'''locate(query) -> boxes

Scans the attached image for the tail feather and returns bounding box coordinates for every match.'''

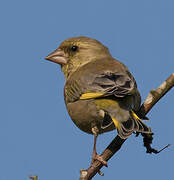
[134,118,151,133]
[130,110,151,133]
[116,110,151,139]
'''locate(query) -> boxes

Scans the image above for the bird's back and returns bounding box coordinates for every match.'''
[64,57,141,110]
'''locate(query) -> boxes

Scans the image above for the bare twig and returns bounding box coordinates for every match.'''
[79,73,174,180]
[139,73,174,116]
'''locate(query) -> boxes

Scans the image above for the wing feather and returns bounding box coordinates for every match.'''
[92,72,135,98]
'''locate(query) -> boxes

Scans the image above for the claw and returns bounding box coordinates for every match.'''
[93,154,108,167]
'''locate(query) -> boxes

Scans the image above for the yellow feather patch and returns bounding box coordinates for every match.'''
[80,92,104,100]
[130,110,142,121]
[112,117,120,129]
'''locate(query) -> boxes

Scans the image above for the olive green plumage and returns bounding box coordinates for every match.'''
[46,36,151,139]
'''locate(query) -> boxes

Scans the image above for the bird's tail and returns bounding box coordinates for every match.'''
[114,110,152,139]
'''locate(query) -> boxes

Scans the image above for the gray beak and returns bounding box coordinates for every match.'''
[45,49,67,65]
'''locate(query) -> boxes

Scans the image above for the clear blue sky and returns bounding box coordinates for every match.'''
[0,0,174,180]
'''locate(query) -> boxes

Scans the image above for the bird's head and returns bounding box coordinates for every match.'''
[45,36,111,79]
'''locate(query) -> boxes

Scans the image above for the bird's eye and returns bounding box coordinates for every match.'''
[71,45,78,52]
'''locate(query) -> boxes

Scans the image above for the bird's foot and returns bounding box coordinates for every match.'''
[92,153,108,167]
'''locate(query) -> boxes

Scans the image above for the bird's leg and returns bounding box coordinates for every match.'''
[91,126,108,167]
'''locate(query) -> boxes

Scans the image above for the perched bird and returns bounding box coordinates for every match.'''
[45,36,151,166]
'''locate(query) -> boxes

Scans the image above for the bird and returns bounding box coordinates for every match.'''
[45,36,151,166]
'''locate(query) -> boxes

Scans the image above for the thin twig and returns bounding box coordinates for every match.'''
[139,73,174,116]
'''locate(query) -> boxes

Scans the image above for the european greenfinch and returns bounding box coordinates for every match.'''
[45,36,151,166]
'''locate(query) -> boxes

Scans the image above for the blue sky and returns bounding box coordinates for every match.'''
[0,0,174,179]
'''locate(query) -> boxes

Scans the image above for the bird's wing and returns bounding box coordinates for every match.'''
[80,71,136,100]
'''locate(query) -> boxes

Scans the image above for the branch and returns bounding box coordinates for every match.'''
[139,73,174,116]
[79,73,174,180]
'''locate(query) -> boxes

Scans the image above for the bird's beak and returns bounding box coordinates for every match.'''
[45,49,68,65]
